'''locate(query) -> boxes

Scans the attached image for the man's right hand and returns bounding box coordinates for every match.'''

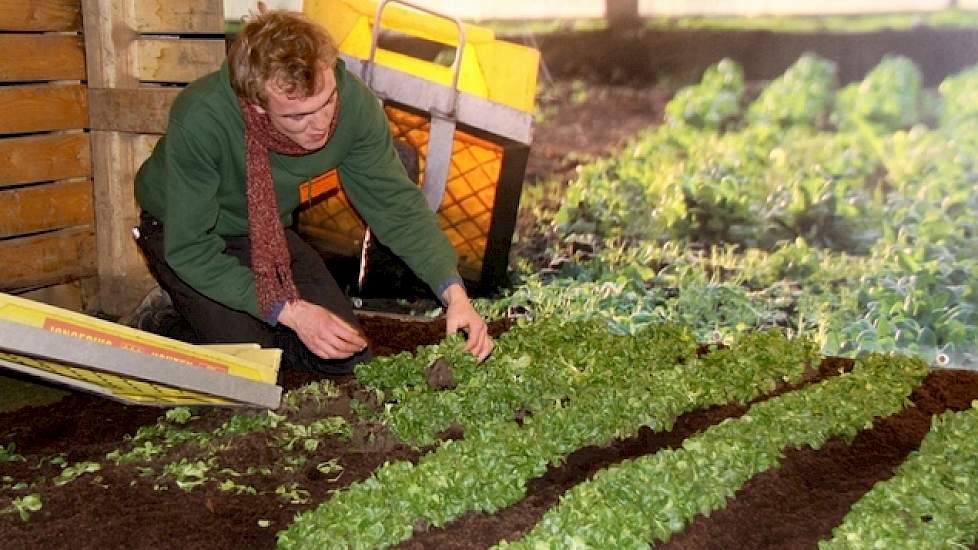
[277,299,367,359]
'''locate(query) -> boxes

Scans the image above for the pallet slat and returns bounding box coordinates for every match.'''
[0,133,91,187]
[137,39,225,83]
[0,179,94,239]
[134,0,224,34]
[82,0,141,316]
[90,130,155,316]
[0,226,96,291]
[88,88,179,134]
[0,34,86,82]
[0,85,88,135]
[0,0,82,32]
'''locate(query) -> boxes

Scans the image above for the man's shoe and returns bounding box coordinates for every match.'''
[120,286,181,335]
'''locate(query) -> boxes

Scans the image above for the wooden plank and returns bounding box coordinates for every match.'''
[82,0,139,315]
[0,0,83,32]
[0,179,94,239]
[0,34,85,82]
[17,280,92,313]
[82,0,137,89]
[137,39,225,83]
[135,0,224,34]
[0,133,91,187]
[0,84,88,135]
[0,226,96,291]
[88,87,179,134]
[90,130,151,316]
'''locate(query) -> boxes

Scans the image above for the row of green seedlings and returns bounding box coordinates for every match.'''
[821,401,978,548]
[112,381,350,500]
[355,316,673,400]
[0,380,349,521]
[277,329,819,548]
[352,317,636,396]
[354,332,481,399]
[499,353,929,548]
[384,318,698,446]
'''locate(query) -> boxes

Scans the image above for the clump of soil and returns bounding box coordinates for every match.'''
[320,395,353,418]
[350,420,399,454]
[425,357,457,390]
[435,423,465,442]
[350,386,383,413]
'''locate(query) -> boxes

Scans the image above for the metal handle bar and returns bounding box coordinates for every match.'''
[363,0,467,111]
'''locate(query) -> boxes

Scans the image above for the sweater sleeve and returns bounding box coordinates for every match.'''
[337,96,460,295]
[155,119,263,318]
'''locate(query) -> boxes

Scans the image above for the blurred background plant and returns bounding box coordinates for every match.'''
[491,53,978,370]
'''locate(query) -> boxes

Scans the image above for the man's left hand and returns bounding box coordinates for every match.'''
[441,283,493,362]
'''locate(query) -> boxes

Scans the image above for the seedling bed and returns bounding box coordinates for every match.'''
[2,314,977,549]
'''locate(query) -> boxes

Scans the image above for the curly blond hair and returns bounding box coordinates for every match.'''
[227,7,339,106]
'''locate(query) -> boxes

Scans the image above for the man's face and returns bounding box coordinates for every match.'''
[257,65,338,151]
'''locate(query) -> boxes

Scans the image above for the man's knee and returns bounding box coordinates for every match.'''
[274,331,373,376]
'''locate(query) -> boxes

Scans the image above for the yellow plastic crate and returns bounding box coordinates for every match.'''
[299,0,537,290]
[307,0,538,113]
[0,293,282,408]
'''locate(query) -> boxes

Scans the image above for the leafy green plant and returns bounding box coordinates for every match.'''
[277,417,350,453]
[214,410,286,438]
[0,442,24,463]
[937,65,978,128]
[275,482,311,505]
[747,53,838,128]
[52,461,101,487]
[106,440,165,465]
[665,58,745,130]
[160,458,214,492]
[279,379,342,412]
[2,493,42,521]
[832,55,926,132]
[383,319,697,446]
[164,407,194,425]
[506,55,978,369]
[219,478,257,496]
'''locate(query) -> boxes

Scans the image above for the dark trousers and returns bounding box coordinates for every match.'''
[135,212,372,375]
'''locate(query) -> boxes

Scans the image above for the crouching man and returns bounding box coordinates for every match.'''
[132,8,492,375]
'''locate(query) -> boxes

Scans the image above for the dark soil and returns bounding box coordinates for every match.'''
[524,83,671,184]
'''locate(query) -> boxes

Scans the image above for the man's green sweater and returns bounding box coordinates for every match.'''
[135,60,459,320]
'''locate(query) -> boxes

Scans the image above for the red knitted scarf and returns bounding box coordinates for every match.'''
[238,95,340,318]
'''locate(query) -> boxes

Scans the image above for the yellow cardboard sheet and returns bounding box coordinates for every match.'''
[0,293,282,408]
